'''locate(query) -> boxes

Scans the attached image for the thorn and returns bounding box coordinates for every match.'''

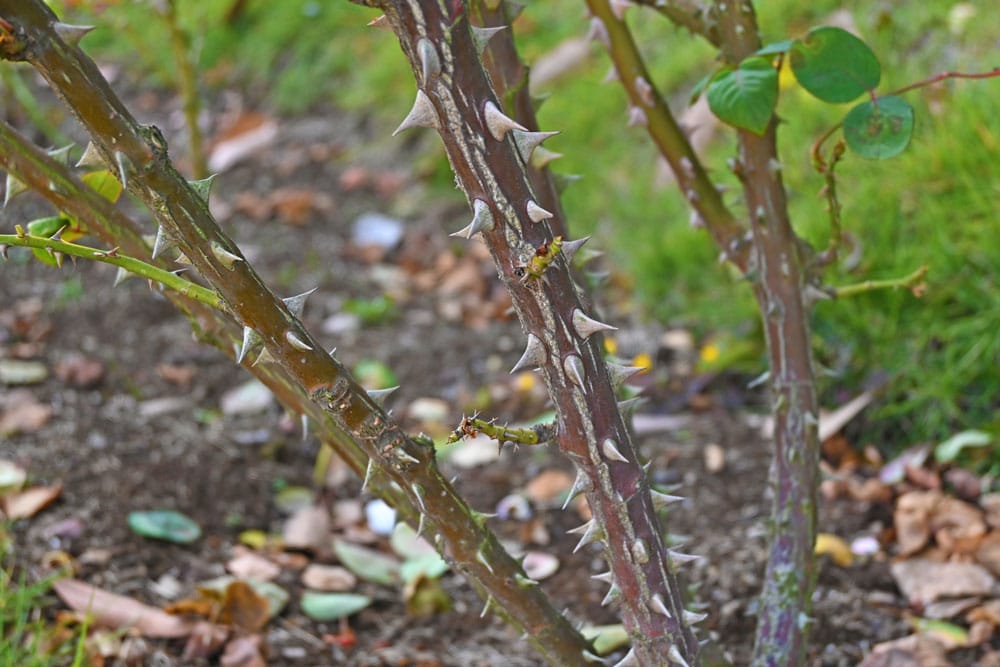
[587,17,610,47]
[668,645,691,667]
[582,650,607,664]
[300,414,309,442]
[475,547,494,575]
[367,14,391,30]
[151,225,175,260]
[607,362,643,388]
[53,22,95,47]
[564,354,586,389]
[252,347,274,367]
[393,89,438,136]
[560,236,591,265]
[683,609,708,624]
[530,146,563,169]
[3,173,27,207]
[591,571,614,586]
[361,458,375,493]
[568,519,602,553]
[553,173,583,194]
[46,144,73,165]
[237,326,260,364]
[561,469,591,510]
[627,106,647,127]
[510,333,546,373]
[366,386,399,405]
[649,593,672,618]
[514,573,539,587]
[471,25,506,55]
[416,513,426,538]
[511,130,559,163]
[649,489,685,511]
[634,75,654,106]
[113,150,133,189]
[285,330,313,351]
[211,240,243,269]
[601,438,629,463]
[113,266,131,286]
[188,174,217,203]
[525,200,553,223]
[480,594,494,618]
[617,396,646,416]
[483,100,527,141]
[601,583,622,607]
[631,538,649,564]
[282,287,317,318]
[53,251,65,268]
[572,308,617,340]
[416,38,440,84]
[0,245,8,260]
[611,648,639,667]
[75,141,103,168]
[668,549,701,564]
[602,65,619,84]
[396,450,420,465]
[610,0,635,20]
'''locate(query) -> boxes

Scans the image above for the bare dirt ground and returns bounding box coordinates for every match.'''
[0,87,990,666]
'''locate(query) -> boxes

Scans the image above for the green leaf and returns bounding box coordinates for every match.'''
[332,539,401,585]
[400,553,449,583]
[128,510,201,544]
[755,39,794,57]
[301,592,372,621]
[581,624,630,655]
[843,96,914,159]
[81,169,123,203]
[790,26,880,103]
[688,70,714,105]
[26,216,71,267]
[935,429,993,462]
[352,359,398,390]
[706,57,778,135]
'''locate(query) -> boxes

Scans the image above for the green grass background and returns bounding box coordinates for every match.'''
[41,0,1000,446]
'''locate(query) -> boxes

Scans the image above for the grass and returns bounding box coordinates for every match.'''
[43,0,1000,446]
[0,529,84,667]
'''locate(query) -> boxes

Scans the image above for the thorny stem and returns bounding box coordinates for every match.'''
[634,0,721,47]
[469,0,568,238]
[159,0,208,179]
[585,0,750,273]
[715,3,820,665]
[0,3,592,663]
[370,1,697,664]
[0,230,223,308]
[831,264,928,300]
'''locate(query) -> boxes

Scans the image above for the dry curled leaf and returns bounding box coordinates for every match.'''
[53,579,194,638]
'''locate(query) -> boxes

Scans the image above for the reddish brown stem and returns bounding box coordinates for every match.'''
[0,3,592,663]
[715,3,820,666]
[374,1,697,663]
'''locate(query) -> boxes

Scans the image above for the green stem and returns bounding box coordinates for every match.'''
[831,265,928,299]
[0,229,223,309]
[160,0,207,179]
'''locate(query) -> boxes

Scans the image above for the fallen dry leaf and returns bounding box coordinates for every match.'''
[2,483,62,520]
[976,532,1000,578]
[523,469,573,506]
[217,581,270,634]
[895,491,941,556]
[301,564,357,592]
[857,634,951,667]
[53,579,194,638]
[891,558,996,606]
[220,634,267,667]
[157,363,197,386]
[982,495,1000,530]
[54,353,104,388]
[0,389,52,436]
[815,532,854,567]
[208,112,278,172]
[226,551,281,582]
[182,620,230,661]
[931,496,986,555]
[282,505,330,552]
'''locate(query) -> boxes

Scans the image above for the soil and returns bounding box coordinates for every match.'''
[0,86,961,667]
